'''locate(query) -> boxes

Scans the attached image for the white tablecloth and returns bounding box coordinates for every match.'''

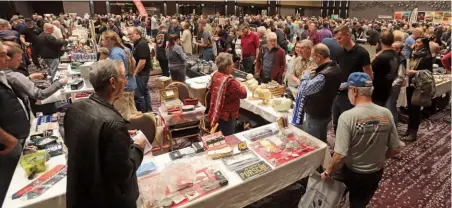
[435,79,451,98]
[3,120,67,208]
[143,123,330,208]
[186,76,292,122]
[4,121,330,208]
[185,75,211,105]
[240,88,291,122]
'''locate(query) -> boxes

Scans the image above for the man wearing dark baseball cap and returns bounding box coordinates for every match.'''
[321,72,404,208]
[20,18,42,69]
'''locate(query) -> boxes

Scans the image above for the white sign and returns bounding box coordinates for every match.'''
[378,15,393,19]
[409,8,418,26]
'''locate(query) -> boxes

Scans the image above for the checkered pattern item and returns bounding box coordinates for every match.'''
[355,123,366,131]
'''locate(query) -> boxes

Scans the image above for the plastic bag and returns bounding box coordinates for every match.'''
[298,173,346,208]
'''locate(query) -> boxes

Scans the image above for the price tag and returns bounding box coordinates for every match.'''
[235,161,272,181]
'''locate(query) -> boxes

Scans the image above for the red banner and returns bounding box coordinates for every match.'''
[133,0,148,17]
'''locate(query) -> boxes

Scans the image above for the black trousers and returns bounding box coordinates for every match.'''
[157,57,170,77]
[335,165,383,208]
[332,92,354,134]
[30,45,41,68]
[406,86,421,131]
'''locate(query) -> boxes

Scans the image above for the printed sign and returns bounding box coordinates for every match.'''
[378,15,392,19]
[235,160,272,181]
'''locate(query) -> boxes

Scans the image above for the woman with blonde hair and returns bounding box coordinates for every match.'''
[101,30,138,119]
[393,30,405,42]
[180,21,192,54]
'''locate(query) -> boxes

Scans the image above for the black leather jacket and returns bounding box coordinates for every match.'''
[64,94,143,208]
[0,75,30,141]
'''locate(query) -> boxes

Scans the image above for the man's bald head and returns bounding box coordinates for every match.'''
[412,27,423,38]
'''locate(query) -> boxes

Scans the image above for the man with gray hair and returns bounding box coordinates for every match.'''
[255,32,286,84]
[64,59,146,208]
[37,23,67,79]
[275,21,288,53]
[51,20,63,39]
[293,43,341,142]
[321,72,403,208]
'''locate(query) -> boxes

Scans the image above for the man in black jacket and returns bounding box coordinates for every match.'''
[64,59,146,208]
[300,44,341,142]
[36,23,67,80]
[0,42,30,206]
[275,21,288,54]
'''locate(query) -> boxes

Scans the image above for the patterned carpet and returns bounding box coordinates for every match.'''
[327,108,451,208]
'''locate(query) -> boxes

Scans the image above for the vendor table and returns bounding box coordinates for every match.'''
[61,77,94,101]
[186,75,292,122]
[240,88,291,122]
[3,119,67,208]
[434,75,451,98]
[185,75,210,105]
[140,123,330,208]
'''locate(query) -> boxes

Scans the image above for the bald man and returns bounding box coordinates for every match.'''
[37,23,67,79]
[402,27,423,59]
[294,43,342,142]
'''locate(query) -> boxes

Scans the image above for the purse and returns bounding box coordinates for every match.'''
[411,88,432,107]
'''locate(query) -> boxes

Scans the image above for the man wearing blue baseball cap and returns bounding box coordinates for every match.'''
[321,72,404,208]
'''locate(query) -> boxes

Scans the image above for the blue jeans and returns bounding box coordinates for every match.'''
[43,58,60,80]
[303,113,331,142]
[219,118,236,136]
[385,84,402,125]
[134,75,151,112]
[203,48,214,62]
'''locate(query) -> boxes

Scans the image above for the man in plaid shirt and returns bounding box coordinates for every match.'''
[300,43,342,142]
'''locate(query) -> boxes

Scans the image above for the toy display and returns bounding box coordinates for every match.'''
[250,132,319,167]
[243,128,278,141]
[201,132,227,150]
[138,164,227,208]
[222,151,260,171]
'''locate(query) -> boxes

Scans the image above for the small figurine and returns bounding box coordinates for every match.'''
[238,141,248,151]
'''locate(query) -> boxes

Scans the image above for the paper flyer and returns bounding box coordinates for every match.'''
[132,130,152,154]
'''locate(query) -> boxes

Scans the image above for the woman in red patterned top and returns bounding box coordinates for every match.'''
[208,53,247,136]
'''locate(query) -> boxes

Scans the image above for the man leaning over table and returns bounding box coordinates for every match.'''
[3,43,67,117]
[64,59,146,208]
[299,44,341,142]
[321,72,404,208]
[0,42,30,206]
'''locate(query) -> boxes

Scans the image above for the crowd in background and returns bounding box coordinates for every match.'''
[0,10,450,207]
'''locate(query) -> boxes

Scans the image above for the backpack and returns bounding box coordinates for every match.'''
[410,70,436,107]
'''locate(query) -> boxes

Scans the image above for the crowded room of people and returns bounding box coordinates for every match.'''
[0,0,451,208]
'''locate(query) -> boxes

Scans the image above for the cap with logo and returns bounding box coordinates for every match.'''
[343,72,373,88]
